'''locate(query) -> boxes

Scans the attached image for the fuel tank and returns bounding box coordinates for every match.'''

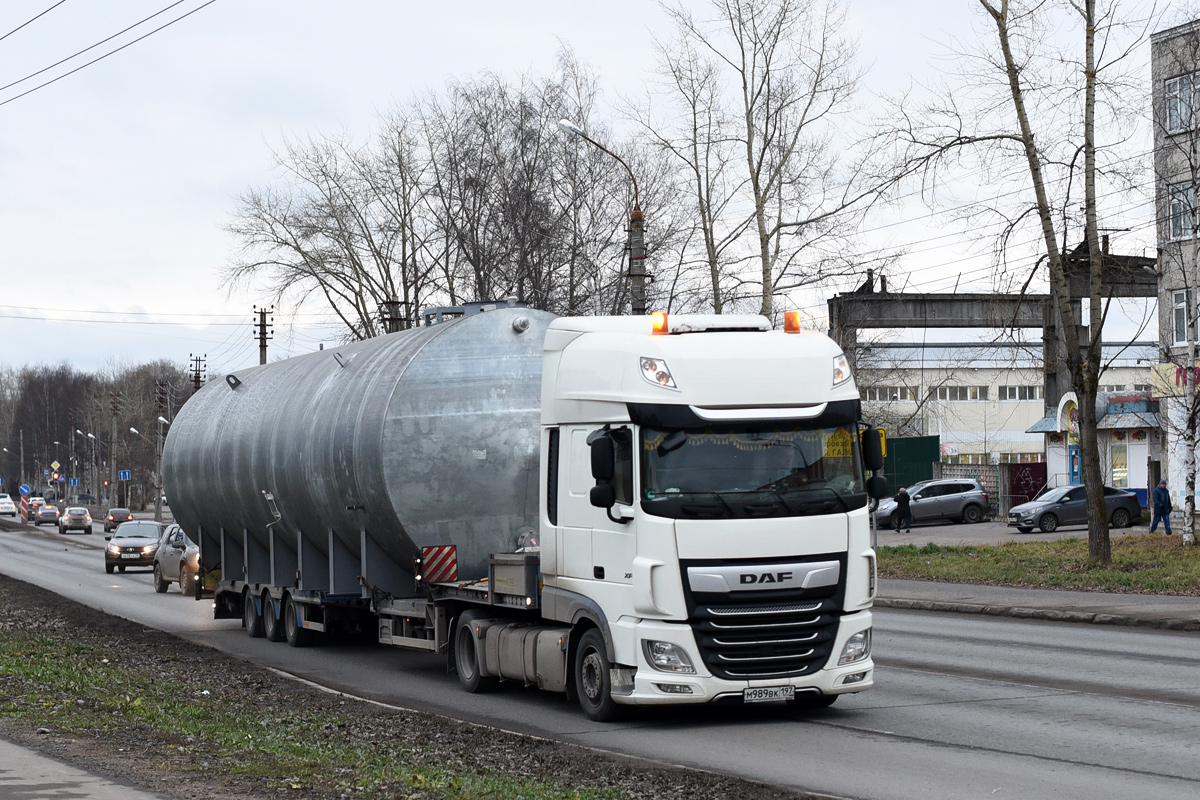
[162,305,555,583]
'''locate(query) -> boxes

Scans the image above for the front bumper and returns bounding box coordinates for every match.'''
[612,610,874,706]
[106,553,156,567]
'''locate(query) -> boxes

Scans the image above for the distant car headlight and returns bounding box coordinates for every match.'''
[142,545,155,554]
[107,545,120,554]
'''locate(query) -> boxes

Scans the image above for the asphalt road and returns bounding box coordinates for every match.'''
[1,517,1197,800]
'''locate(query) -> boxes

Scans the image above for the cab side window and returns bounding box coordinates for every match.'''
[611,428,634,505]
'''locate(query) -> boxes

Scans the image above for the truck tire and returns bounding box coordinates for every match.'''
[284,595,313,648]
[243,590,264,638]
[263,593,285,643]
[153,563,168,593]
[574,628,622,722]
[453,610,500,693]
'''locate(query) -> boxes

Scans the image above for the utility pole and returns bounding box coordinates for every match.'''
[19,429,24,490]
[254,305,274,365]
[189,354,207,392]
[380,298,406,334]
[110,392,119,506]
[558,119,648,315]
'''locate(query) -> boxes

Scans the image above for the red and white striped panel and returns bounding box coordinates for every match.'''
[421,545,458,583]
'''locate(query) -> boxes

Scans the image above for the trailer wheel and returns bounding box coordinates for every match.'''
[263,593,285,643]
[284,595,313,648]
[243,589,264,638]
[453,610,499,693]
[574,629,622,722]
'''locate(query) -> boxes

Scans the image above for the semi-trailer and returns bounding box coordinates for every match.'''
[162,302,887,720]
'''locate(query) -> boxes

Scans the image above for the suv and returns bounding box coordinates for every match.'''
[875,478,992,527]
[59,506,93,534]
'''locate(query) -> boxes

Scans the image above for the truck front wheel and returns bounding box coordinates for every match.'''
[574,629,622,722]
[453,610,499,693]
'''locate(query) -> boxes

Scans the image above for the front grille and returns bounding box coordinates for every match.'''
[681,553,847,681]
[690,598,839,679]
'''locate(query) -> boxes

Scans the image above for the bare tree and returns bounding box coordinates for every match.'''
[652,0,886,318]
[880,0,1152,564]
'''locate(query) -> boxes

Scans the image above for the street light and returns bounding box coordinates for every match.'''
[130,426,165,522]
[558,118,647,315]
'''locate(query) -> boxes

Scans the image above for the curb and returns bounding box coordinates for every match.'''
[875,597,1200,632]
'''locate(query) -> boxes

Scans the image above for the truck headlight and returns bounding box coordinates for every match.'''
[838,629,871,665]
[642,640,696,674]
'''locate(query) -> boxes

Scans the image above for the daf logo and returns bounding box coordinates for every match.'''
[740,571,794,585]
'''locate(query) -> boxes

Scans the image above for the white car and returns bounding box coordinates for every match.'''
[0,493,16,517]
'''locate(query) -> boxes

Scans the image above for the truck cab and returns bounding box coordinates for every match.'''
[537,313,879,719]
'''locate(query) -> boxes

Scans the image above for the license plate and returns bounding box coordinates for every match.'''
[743,685,795,703]
[120,553,140,559]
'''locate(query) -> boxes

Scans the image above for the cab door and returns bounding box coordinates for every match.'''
[557,426,635,586]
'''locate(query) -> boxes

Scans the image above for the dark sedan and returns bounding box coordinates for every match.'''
[103,507,132,533]
[1007,485,1142,533]
[104,520,165,573]
[33,504,61,526]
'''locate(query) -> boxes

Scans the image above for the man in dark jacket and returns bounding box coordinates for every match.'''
[1151,480,1173,535]
[893,487,912,533]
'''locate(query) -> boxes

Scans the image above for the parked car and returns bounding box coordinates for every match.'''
[104,520,165,573]
[33,503,61,526]
[103,507,133,533]
[874,478,992,528]
[59,506,92,534]
[1007,485,1141,533]
[152,524,199,595]
[0,493,15,517]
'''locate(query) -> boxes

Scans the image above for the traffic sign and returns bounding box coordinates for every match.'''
[70,477,80,487]
[50,460,60,471]
[19,484,30,496]
[118,470,131,481]
[43,469,49,478]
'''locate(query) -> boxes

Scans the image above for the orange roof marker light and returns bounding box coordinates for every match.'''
[783,311,802,333]
[651,311,669,335]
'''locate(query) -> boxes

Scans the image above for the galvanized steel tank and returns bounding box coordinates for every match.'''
[162,305,555,582]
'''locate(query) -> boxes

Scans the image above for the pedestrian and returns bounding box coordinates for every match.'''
[893,487,912,533]
[1151,480,1173,535]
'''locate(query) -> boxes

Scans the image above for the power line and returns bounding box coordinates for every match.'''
[0,0,220,108]
[0,0,68,44]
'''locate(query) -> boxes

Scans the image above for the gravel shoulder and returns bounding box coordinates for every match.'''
[0,572,820,800]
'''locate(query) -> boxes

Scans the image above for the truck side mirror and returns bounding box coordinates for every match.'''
[867,475,889,500]
[861,429,885,472]
[589,433,615,481]
[589,484,617,509]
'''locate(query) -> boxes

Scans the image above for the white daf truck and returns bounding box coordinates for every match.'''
[163,304,887,721]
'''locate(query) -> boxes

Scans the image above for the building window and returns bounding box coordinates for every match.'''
[932,385,989,401]
[1169,184,1198,240]
[998,385,1043,401]
[1133,384,1150,392]
[863,386,915,402]
[1174,289,1196,345]
[1166,73,1198,133]
[1098,385,1127,393]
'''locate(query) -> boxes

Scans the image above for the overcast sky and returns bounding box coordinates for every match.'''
[0,0,1161,375]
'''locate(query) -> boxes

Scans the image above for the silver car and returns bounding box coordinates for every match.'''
[152,524,200,595]
[0,493,16,517]
[874,479,992,527]
[59,506,92,534]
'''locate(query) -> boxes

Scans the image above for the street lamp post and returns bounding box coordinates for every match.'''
[130,421,167,522]
[558,118,647,316]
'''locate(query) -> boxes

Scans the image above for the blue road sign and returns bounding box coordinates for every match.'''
[19,484,31,496]
[70,477,80,487]
[0,477,3,486]
[118,470,131,481]
[43,469,50,478]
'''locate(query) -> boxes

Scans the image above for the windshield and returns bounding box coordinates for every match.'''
[114,522,162,539]
[640,408,866,520]
[1036,486,1072,503]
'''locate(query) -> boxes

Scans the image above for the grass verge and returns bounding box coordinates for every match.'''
[877,534,1200,594]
